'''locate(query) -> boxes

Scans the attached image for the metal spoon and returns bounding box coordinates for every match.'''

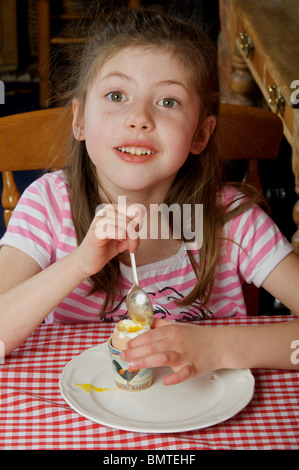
[126,252,154,327]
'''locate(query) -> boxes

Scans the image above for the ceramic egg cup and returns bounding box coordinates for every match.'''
[108,336,153,391]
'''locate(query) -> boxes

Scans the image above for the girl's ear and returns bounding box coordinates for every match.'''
[191,115,216,154]
[72,99,85,141]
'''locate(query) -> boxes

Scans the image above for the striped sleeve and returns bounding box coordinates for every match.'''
[0,172,65,269]
[224,201,294,287]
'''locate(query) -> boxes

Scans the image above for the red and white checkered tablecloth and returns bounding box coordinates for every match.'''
[0,316,298,450]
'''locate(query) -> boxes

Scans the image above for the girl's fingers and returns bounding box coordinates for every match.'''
[95,221,126,240]
[95,211,128,240]
[152,318,171,328]
[162,365,193,386]
[121,324,181,365]
[121,320,202,386]
[95,202,145,231]
[125,318,172,348]
[121,344,194,386]
[126,203,146,232]
[124,349,181,370]
[95,203,145,245]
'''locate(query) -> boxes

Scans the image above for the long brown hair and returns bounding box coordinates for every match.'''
[57,7,264,316]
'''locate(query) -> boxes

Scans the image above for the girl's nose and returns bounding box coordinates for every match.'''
[125,103,155,131]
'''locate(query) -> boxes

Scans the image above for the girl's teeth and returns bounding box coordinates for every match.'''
[118,147,154,156]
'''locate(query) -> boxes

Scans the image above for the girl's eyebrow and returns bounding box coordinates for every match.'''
[100,72,132,82]
[159,80,189,92]
[100,72,189,92]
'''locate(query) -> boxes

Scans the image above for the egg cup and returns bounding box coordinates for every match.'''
[107,337,153,391]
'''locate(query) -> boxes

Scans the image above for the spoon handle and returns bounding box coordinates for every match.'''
[130,252,139,286]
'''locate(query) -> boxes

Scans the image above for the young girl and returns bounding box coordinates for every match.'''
[0,8,299,385]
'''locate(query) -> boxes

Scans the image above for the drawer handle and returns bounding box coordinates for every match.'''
[239,32,254,58]
[268,84,285,114]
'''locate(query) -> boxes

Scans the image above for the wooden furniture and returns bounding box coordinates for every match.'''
[0,0,18,72]
[0,104,283,314]
[0,107,72,226]
[37,0,141,107]
[218,0,299,254]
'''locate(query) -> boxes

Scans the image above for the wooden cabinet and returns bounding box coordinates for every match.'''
[37,0,141,107]
[0,0,18,72]
[37,0,86,107]
[218,0,299,253]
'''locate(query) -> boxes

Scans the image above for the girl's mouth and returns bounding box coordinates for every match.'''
[115,144,157,163]
[117,146,155,156]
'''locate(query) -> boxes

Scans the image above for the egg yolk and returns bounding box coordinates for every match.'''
[116,320,144,333]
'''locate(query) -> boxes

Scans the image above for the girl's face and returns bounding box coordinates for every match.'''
[73,46,215,201]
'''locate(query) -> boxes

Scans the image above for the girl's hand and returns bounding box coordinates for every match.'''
[121,318,226,385]
[75,203,145,278]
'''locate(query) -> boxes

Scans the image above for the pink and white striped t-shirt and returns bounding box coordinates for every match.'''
[0,170,293,323]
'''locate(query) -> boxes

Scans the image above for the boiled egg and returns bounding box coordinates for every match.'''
[112,319,150,351]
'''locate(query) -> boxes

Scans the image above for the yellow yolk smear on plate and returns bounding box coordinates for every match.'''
[76,384,113,393]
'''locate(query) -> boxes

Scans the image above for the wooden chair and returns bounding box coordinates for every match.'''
[0,104,283,314]
[0,107,72,227]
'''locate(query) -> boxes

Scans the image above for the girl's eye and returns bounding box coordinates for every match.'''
[158,98,180,108]
[107,91,126,102]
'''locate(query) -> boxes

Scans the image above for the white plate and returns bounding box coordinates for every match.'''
[59,343,255,433]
